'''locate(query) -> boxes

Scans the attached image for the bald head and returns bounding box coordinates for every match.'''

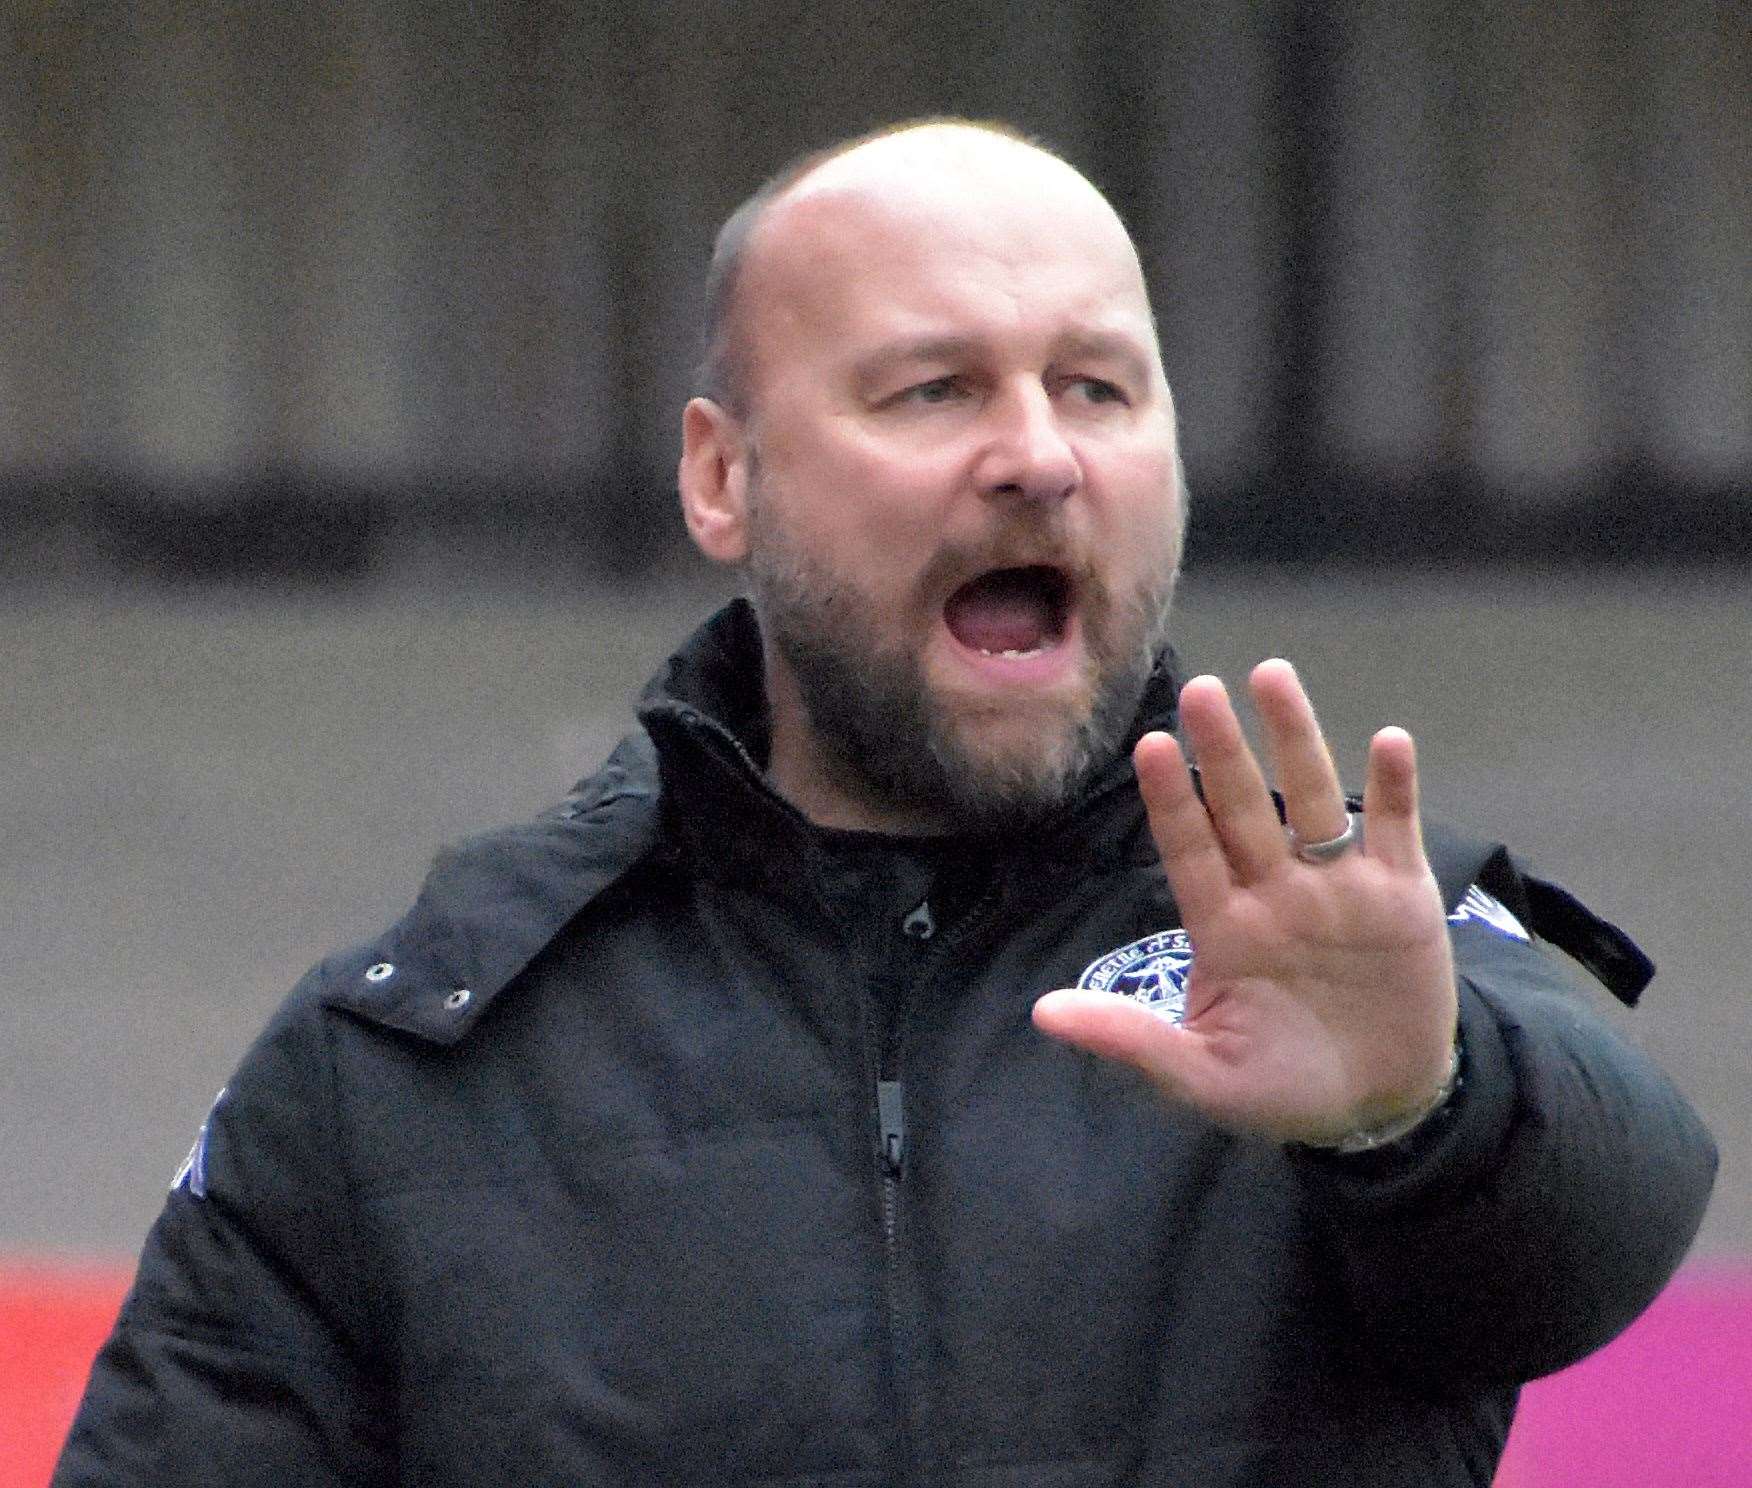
[698,120,1150,417]
[676,119,1183,833]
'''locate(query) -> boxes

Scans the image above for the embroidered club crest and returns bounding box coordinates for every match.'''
[1076,929,1193,1025]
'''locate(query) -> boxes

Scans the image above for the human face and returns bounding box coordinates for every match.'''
[699,135,1185,832]
[745,445,1176,832]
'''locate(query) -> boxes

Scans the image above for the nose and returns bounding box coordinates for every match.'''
[975,383,1081,505]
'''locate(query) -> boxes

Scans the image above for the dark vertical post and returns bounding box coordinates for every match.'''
[1074,4,1157,249]
[1266,0,1339,554]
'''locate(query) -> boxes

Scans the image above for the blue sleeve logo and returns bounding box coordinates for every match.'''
[1447,886,1531,943]
[169,1088,226,1198]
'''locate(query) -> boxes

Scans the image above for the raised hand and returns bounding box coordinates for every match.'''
[1034,659,1458,1146]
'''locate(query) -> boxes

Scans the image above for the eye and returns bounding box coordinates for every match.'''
[896,375,967,406]
[1066,376,1128,407]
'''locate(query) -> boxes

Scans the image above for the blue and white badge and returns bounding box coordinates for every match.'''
[1447,885,1531,943]
[1076,929,1193,1025]
[1076,888,1524,1028]
[170,1088,225,1198]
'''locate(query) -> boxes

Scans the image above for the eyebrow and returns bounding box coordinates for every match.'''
[1048,330,1156,389]
[850,336,980,394]
[850,329,1156,395]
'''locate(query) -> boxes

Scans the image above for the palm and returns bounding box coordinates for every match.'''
[1035,662,1457,1145]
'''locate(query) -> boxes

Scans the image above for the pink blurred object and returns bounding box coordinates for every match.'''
[1496,1265,1752,1488]
[0,1261,132,1488]
[3,1260,1747,1486]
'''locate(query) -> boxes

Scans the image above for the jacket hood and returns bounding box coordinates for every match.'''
[635,596,1184,863]
[321,599,1182,1041]
[320,725,662,1044]
[640,595,1182,754]
[320,600,1652,1045]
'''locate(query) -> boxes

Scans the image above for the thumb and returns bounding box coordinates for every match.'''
[1032,988,1192,1081]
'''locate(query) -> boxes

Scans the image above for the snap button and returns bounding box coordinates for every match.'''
[365,962,395,983]
[444,988,472,1011]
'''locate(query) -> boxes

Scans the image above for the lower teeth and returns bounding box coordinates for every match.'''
[981,646,1045,659]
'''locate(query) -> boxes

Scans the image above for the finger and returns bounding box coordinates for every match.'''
[1133,729,1232,925]
[1361,726,1426,872]
[1176,675,1286,881]
[1033,988,1203,1099]
[1249,659,1350,848]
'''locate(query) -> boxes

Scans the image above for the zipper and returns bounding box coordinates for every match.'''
[679,708,772,789]
[869,869,1008,1483]
[673,700,1034,1474]
[869,946,917,1481]
[877,1073,909,1476]
[878,1078,906,1176]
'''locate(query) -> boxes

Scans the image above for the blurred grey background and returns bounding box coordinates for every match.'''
[2,1,1748,1262]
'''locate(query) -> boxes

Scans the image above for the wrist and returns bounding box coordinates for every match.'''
[1302,1036,1465,1156]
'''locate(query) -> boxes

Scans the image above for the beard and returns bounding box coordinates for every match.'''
[744,486,1178,835]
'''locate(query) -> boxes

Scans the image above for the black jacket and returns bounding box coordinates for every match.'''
[56,600,1716,1486]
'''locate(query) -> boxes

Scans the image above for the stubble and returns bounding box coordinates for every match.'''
[744,487,1176,834]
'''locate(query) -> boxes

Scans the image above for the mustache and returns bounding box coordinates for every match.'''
[917,531,1097,607]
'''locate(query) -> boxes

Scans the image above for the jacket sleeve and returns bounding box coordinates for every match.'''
[1292,908,1718,1396]
[52,965,394,1487]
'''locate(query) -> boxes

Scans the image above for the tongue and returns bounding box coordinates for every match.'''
[944,569,1054,654]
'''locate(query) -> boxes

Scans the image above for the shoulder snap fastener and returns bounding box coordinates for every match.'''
[365,962,395,983]
[444,988,472,1011]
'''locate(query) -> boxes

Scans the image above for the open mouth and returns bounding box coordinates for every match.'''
[942,565,1073,658]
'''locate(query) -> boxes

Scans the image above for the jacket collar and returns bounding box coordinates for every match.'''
[634,604,1655,1007]
[323,598,1181,1043]
[636,597,1182,889]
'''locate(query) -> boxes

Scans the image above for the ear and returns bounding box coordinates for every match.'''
[678,397,753,565]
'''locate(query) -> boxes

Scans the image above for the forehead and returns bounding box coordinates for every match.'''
[737,137,1156,379]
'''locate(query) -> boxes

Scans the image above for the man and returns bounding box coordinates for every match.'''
[57,120,1714,1486]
